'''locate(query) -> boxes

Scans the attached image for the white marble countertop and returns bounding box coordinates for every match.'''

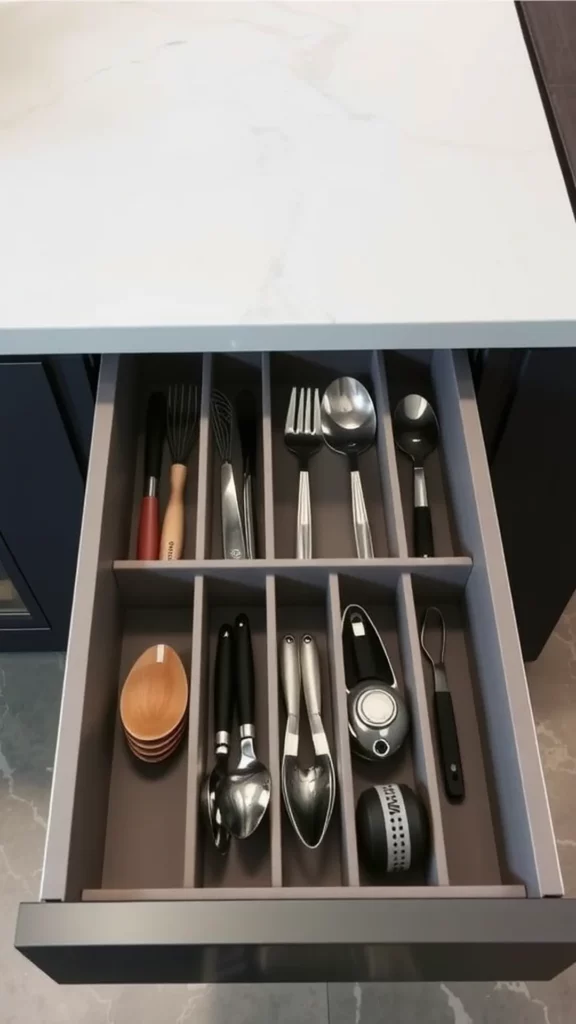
[1,1,576,354]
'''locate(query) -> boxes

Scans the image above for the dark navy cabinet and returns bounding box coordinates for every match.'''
[0,357,95,651]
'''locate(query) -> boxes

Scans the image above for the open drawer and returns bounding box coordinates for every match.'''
[15,350,576,983]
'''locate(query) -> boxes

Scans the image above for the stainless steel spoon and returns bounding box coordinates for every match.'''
[280,634,335,849]
[321,377,376,558]
[218,613,271,839]
[393,394,439,558]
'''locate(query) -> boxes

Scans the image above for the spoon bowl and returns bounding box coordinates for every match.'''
[282,756,335,849]
[321,377,376,457]
[218,742,271,840]
[393,394,439,465]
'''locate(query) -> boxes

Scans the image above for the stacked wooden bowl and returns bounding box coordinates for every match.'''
[120,644,188,763]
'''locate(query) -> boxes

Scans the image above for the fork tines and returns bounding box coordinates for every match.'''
[284,387,322,452]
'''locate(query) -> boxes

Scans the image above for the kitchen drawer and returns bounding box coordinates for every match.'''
[15,349,576,983]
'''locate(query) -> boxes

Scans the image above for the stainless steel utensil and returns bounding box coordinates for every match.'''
[280,634,336,849]
[218,613,271,839]
[420,606,464,801]
[202,623,234,854]
[284,387,322,559]
[211,390,247,560]
[236,390,259,559]
[321,377,376,559]
[342,604,409,761]
[393,394,439,558]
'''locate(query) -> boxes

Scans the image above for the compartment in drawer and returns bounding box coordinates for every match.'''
[65,593,195,900]
[101,606,192,890]
[269,352,393,559]
[412,573,518,887]
[207,354,266,560]
[126,354,203,561]
[384,351,461,557]
[274,575,346,887]
[189,574,276,889]
[335,572,441,886]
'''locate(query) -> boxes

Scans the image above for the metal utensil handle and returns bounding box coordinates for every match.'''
[301,634,330,757]
[280,635,301,758]
[434,691,465,801]
[420,606,446,667]
[243,472,256,559]
[350,469,374,558]
[214,624,234,749]
[296,469,312,559]
[221,461,246,560]
[413,465,434,557]
[281,635,301,720]
[235,613,255,730]
[300,635,321,716]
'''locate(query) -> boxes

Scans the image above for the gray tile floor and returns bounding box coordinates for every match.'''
[2,601,576,1023]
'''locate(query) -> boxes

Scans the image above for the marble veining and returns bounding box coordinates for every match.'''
[0,2,576,350]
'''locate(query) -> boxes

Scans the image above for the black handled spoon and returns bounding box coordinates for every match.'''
[202,623,234,853]
[217,614,271,839]
[393,394,439,558]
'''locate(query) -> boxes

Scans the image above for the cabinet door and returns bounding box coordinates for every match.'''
[0,361,84,650]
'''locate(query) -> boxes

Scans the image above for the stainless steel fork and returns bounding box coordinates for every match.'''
[284,388,322,559]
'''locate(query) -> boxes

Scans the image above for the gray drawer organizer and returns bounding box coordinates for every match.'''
[15,349,576,983]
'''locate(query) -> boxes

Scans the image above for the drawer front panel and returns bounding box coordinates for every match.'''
[16,899,576,984]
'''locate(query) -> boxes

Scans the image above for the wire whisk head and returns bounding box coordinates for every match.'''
[166,383,199,464]
[211,389,235,463]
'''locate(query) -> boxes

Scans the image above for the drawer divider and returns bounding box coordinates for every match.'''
[261,354,276,559]
[265,575,283,886]
[183,575,208,887]
[371,350,408,557]
[194,353,213,560]
[327,573,361,886]
[397,573,449,885]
